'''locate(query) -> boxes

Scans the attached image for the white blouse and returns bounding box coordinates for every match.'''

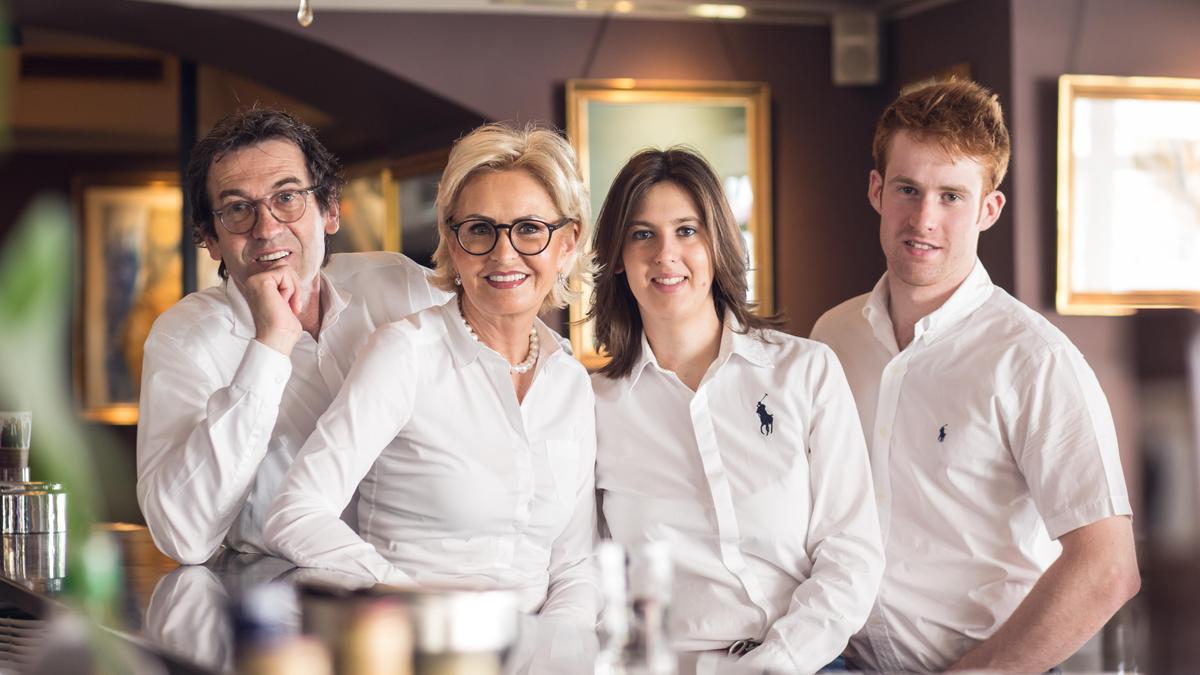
[264,300,599,624]
[593,323,884,674]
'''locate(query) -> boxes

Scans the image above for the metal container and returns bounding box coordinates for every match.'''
[0,482,67,534]
[0,482,68,593]
[1,531,67,592]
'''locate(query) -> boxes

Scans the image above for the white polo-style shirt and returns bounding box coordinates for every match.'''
[137,252,448,564]
[594,322,883,674]
[264,300,599,625]
[811,261,1132,672]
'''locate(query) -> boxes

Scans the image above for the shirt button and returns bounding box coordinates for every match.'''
[878,426,889,438]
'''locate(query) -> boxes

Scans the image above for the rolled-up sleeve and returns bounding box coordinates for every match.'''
[263,326,415,584]
[137,334,290,565]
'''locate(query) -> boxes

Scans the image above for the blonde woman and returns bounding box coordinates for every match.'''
[265,124,598,624]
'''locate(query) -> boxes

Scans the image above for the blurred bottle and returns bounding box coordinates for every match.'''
[234,582,331,675]
[595,542,675,675]
[595,542,629,675]
[342,600,413,675]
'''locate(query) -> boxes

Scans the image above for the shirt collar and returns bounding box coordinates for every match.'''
[223,269,346,341]
[726,318,773,369]
[919,260,993,341]
[861,259,994,350]
[619,315,771,398]
[441,297,568,371]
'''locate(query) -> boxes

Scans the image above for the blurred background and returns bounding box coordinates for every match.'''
[0,0,1197,669]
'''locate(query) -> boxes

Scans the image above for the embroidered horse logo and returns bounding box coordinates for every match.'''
[938,424,948,443]
[756,395,774,436]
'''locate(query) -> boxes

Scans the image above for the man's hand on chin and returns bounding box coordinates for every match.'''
[243,268,305,356]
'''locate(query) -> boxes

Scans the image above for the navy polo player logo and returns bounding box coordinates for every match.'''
[938,424,948,443]
[756,395,774,436]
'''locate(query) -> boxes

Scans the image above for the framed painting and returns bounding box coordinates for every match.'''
[333,161,398,255]
[336,150,446,268]
[76,174,221,425]
[565,78,773,369]
[1057,74,1200,315]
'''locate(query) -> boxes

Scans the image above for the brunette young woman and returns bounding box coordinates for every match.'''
[589,148,883,673]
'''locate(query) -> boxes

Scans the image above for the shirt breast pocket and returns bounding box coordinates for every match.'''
[545,440,581,505]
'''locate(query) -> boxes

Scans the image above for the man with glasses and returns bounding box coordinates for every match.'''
[137,108,449,564]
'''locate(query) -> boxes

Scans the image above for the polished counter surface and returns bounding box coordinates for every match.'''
[0,525,1158,674]
[0,525,683,674]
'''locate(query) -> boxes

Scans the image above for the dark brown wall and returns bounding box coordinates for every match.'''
[0,152,174,233]
[238,10,891,336]
[1010,0,1200,510]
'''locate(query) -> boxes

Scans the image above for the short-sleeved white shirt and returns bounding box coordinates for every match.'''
[810,261,1132,672]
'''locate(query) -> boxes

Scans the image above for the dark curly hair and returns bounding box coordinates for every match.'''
[185,107,344,278]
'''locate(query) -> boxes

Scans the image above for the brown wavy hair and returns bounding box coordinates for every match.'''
[874,78,1011,192]
[589,147,781,379]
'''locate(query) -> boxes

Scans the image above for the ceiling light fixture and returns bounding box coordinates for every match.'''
[689,4,747,20]
[297,0,314,27]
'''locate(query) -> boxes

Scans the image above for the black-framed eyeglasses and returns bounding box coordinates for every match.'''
[212,186,317,235]
[449,216,573,256]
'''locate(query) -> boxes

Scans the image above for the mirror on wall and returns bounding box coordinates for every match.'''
[1057,74,1200,315]
[565,78,773,369]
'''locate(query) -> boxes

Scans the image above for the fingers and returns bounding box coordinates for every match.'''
[243,268,308,356]
[271,270,303,316]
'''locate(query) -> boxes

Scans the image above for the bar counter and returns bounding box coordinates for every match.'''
[1,524,1168,674]
[1,525,775,675]
[0,524,614,674]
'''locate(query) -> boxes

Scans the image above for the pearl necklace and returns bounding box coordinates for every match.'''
[459,305,540,374]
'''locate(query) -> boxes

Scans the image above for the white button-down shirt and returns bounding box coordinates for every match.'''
[264,301,600,625]
[137,252,448,564]
[593,323,883,674]
[811,262,1132,672]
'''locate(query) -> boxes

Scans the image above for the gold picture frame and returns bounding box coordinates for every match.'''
[75,173,221,425]
[1057,74,1200,315]
[336,150,448,267]
[565,79,773,369]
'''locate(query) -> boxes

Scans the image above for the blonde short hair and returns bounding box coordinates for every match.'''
[431,122,591,312]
